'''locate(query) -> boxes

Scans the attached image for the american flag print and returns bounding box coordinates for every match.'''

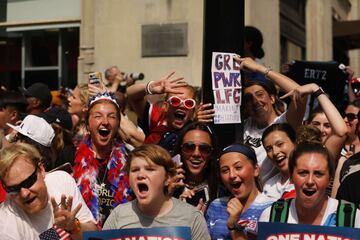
[39,225,71,240]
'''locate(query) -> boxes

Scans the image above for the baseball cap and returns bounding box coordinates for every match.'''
[20,83,52,109]
[38,107,73,131]
[6,115,55,147]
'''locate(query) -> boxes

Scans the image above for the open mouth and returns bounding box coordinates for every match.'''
[138,183,149,194]
[303,189,316,196]
[230,182,241,189]
[98,128,110,137]
[25,196,36,205]
[190,159,203,166]
[275,156,286,164]
[174,111,186,120]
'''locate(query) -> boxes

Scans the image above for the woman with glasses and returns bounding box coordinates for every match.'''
[331,99,360,197]
[127,72,215,153]
[172,122,219,212]
[340,99,360,156]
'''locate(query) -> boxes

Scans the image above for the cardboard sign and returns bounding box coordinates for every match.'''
[258,222,360,240]
[83,226,192,240]
[211,52,242,124]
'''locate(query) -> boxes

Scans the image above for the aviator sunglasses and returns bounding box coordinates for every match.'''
[167,96,196,110]
[344,113,358,122]
[2,167,38,194]
[181,141,213,156]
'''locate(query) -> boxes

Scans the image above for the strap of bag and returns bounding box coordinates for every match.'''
[269,198,292,223]
[336,199,356,227]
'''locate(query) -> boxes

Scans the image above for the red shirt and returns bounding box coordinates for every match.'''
[0,184,6,203]
[144,103,171,144]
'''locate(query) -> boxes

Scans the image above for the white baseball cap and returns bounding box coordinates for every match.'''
[6,115,55,147]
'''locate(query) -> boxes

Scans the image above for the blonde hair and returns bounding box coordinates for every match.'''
[76,84,90,106]
[0,143,42,179]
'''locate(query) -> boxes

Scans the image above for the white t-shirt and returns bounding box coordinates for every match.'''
[263,173,294,200]
[0,171,95,240]
[259,197,360,227]
[242,113,287,182]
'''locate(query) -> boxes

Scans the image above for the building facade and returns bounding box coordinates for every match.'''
[0,0,360,89]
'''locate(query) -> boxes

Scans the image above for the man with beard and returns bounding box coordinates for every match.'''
[72,92,134,227]
[127,72,213,154]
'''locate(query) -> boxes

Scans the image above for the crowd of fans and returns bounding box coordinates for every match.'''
[1,27,360,240]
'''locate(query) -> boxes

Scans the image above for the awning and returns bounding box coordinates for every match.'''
[0,19,80,32]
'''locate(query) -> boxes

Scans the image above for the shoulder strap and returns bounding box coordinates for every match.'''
[337,199,357,227]
[269,198,292,223]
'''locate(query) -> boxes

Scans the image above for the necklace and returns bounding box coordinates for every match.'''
[97,159,109,189]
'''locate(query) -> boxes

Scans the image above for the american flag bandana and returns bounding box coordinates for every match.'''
[39,225,71,240]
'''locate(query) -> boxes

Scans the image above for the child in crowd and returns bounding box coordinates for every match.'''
[103,144,210,240]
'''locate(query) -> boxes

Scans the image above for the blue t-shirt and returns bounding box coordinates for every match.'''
[206,194,273,240]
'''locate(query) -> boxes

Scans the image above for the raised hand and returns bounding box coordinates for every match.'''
[149,72,188,95]
[88,82,107,97]
[233,55,264,73]
[195,103,215,123]
[51,195,82,231]
[167,166,185,196]
[280,83,318,108]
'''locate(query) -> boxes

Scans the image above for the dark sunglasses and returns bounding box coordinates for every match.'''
[181,141,213,156]
[344,113,358,122]
[3,167,38,194]
[167,96,196,109]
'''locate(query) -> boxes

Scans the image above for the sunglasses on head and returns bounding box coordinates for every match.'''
[167,96,196,110]
[3,167,38,195]
[181,141,213,156]
[344,113,358,122]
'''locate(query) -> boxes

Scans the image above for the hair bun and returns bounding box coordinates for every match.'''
[296,125,323,145]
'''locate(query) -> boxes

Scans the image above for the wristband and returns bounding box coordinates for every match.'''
[263,66,272,78]
[312,87,325,98]
[227,225,235,231]
[69,218,81,234]
[234,221,246,231]
[145,81,154,95]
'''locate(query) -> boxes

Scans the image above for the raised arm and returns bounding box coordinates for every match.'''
[127,72,187,121]
[282,83,347,159]
[233,56,306,129]
[233,56,299,92]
